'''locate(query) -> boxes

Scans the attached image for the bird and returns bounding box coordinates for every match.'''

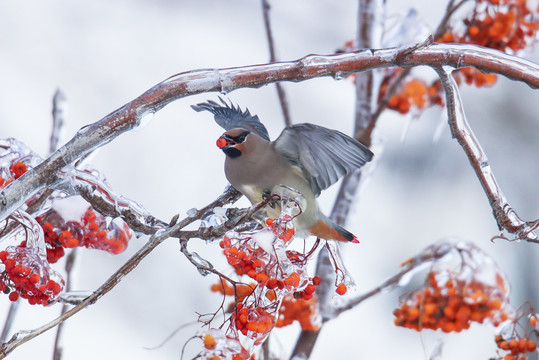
[192,98,374,243]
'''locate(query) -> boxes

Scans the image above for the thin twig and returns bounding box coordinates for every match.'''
[435,67,538,243]
[261,0,292,126]
[50,89,66,155]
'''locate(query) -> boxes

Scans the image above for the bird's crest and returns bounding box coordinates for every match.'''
[191,97,270,141]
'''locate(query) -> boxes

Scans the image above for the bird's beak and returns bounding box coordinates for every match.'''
[216,135,234,149]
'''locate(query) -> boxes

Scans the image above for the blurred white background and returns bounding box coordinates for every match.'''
[1,0,538,359]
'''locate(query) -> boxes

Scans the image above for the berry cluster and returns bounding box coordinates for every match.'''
[219,215,306,293]
[201,193,355,358]
[361,0,539,115]
[492,304,539,360]
[442,0,539,54]
[385,78,428,114]
[233,303,274,343]
[495,335,537,360]
[35,201,132,264]
[0,247,64,305]
[206,195,356,358]
[394,271,509,332]
[276,292,321,331]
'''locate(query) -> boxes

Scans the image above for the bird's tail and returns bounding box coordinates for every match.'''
[308,216,359,243]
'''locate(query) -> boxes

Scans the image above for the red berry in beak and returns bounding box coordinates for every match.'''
[216,138,228,149]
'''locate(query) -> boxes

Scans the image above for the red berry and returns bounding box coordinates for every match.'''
[8,291,19,302]
[336,283,347,295]
[10,162,27,179]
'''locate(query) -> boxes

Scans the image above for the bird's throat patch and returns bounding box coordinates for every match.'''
[223,147,242,158]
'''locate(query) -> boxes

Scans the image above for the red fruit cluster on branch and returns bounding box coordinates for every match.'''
[35,204,132,264]
[367,0,539,115]
[0,247,64,305]
[233,303,274,343]
[276,291,321,331]
[394,271,510,332]
[493,305,539,360]
[441,0,539,54]
[495,335,537,360]
[202,195,352,358]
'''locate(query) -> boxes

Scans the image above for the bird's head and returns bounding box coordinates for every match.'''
[216,128,251,158]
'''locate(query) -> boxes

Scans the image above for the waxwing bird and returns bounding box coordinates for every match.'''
[192,98,374,243]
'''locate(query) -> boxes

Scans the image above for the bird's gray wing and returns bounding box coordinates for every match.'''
[191,97,270,141]
[272,123,374,196]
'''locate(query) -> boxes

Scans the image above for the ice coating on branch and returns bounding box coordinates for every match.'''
[2,211,47,254]
[383,9,431,47]
[0,138,44,207]
[397,260,433,287]
[133,110,154,132]
[190,251,214,276]
[0,138,42,172]
[65,167,165,231]
[200,206,228,229]
[60,291,93,304]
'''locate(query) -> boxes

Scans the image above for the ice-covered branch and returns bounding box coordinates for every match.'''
[435,67,539,243]
[2,43,539,222]
[0,186,241,359]
[68,168,169,235]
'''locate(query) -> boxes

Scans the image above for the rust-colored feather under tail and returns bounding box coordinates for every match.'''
[308,220,359,243]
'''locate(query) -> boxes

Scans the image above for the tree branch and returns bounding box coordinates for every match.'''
[2,44,539,222]
[435,66,538,242]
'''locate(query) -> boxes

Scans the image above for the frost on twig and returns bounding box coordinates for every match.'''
[435,66,539,243]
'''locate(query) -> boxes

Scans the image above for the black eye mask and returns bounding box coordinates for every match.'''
[224,130,250,144]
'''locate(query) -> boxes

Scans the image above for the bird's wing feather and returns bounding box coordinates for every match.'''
[191,97,270,141]
[272,123,374,196]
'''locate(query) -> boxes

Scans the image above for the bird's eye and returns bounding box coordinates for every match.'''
[236,131,250,143]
